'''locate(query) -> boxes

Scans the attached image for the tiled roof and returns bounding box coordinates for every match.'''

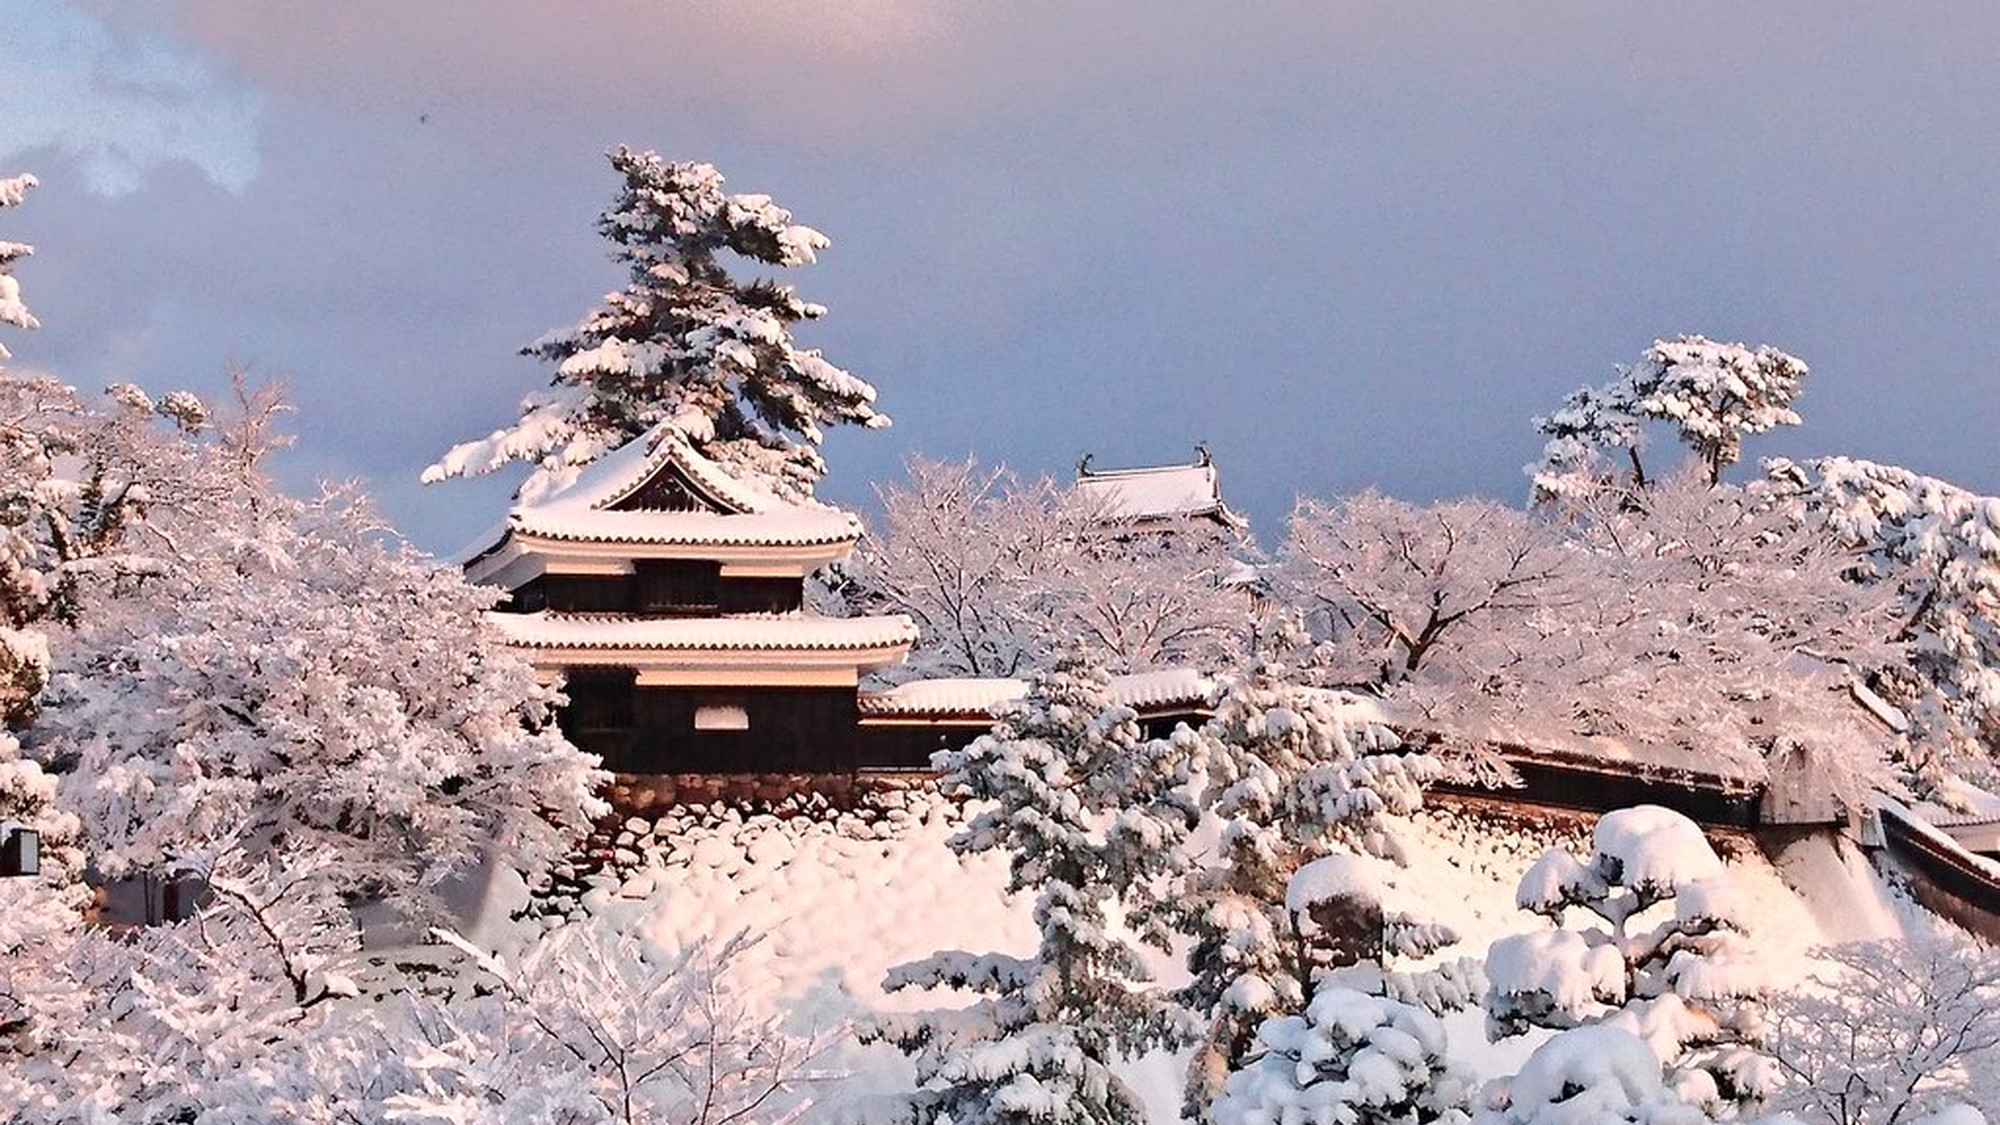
[509,506,860,548]
[491,611,919,652]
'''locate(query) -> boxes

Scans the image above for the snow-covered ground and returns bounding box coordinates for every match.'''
[502,788,1929,1124]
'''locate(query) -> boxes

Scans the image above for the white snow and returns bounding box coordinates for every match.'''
[856,667,1213,718]
[489,610,920,652]
[1073,459,1235,524]
[540,795,1878,1123]
[1591,805,1725,893]
[1286,853,1387,916]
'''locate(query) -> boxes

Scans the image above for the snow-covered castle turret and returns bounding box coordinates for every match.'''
[460,424,917,776]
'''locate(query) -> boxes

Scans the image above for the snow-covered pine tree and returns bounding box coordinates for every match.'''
[426,149,885,504]
[1530,336,1808,503]
[871,647,1197,1125]
[1206,852,1481,1125]
[1767,455,2000,792]
[1485,806,1771,1117]
[1,172,38,351]
[1172,622,1458,1123]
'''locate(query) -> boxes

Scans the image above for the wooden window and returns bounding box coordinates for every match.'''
[545,574,633,613]
[635,560,720,616]
[562,669,636,734]
[718,576,803,614]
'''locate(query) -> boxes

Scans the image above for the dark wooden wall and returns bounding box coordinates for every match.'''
[561,679,858,774]
[508,564,802,617]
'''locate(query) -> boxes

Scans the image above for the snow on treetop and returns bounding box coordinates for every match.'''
[1,172,38,353]
[1285,853,1387,917]
[1591,805,1722,894]
[426,149,885,505]
[1486,929,1624,1018]
[0,174,35,207]
[1515,848,1608,915]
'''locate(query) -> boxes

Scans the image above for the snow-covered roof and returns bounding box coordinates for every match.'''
[461,424,863,573]
[857,667,1214,720]
[539,423,783,516]
[491,611,918,653]
[510,506,860,549]
[1374,701,1768,788]
[1073,451,1248,530]
[1904,780,2000,829]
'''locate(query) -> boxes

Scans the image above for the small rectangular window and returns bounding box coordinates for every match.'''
[694,696,750,731]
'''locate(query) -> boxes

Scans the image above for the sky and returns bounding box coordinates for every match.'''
[5,1,2000,554]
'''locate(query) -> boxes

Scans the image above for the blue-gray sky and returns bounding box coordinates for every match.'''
[5,1,1999,553]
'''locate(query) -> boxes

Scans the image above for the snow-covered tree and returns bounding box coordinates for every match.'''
[1169,623,1469,1122]
[0,172,36,352]
[32,481,605,917]
[2,845,397,1122]
[1281,491,1583,697]
[872,648,1197,1125]
[427,148,885,504]
[391,924,834,1125]
[838,454,1252,681]
[1765,935,2000,1125]
[1478,1025,1716,1125]
[837,456,1074,678]
[1766,456,2000,789]
[1485,806,1771,1116]
[1283,474,1897,796]
[1531,336,1808,503]
[0,378,607,923]
[0,744,91,1086]
[1555,471,1903,803]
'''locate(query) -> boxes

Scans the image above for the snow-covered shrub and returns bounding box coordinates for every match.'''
[1765,935,2000,1125]
[1215,981,1473,1125]
[4,847,392,1122]
[1479,1025,1715,1125]
[427,148,885,504]
[871,648,1198,1125]
[1486,806,1771,1116]
[392,923,833,1125]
